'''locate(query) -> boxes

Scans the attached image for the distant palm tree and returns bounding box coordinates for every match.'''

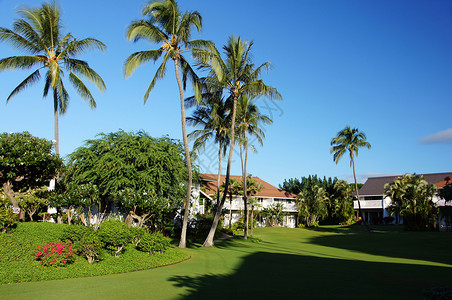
[193,36,281,247]
[0,2,106,155]
[124,0,210,248]
[186,90,230,206]
[236,95,272,239]
[330,126,371,224]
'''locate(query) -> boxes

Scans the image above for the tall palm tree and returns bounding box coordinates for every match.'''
[236,95,272,239]
[330,126,371,224]
[186,89,230,206]
[124,0,209,248]
[193,36,281,247]
[0,2,106,155]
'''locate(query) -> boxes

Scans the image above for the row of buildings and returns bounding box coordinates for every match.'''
[193,172,452,230]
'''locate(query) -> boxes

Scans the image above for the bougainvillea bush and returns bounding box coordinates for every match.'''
[35,242,77,267]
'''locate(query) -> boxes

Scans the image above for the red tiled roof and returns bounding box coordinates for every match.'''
[200,173,296,199]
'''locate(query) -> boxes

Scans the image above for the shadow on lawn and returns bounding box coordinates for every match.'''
[309,228,452,266]
[169,251,452,300]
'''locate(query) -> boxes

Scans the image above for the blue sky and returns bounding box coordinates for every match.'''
[0,0,451,187]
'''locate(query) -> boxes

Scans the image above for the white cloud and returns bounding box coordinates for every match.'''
[419,128,452,144]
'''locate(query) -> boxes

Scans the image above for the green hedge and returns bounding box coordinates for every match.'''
[0,222,189,284]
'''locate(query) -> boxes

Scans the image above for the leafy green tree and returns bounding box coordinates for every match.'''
[0,2,106,155]
[385,173,437,231]
[17,186,48,221]
[439,177,452,203]
[194,36,281,247]
[0,132,62,221]
[330,180,355,224]
[242,176,263,237]
[297,185,328,227]
[236,96,272,239]
[330,126,371,224]
[124,0,210,248]
[66,130,187,230]
[221,178,241,229]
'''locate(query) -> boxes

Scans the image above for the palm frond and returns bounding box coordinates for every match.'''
[0,26,42,53]
[124,49,163,78]
[64,58,106,92]
[69,72,96,109]
[60,38,106,58]
[126,20,167,43]
[0,55,43,71]
[143,53,170,102]
[6,69,41,102]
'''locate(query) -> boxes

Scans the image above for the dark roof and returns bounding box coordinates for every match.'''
[359,172,452,196]
[200,173,297,199]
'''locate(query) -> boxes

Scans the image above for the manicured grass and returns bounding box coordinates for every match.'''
[1,225,451,299]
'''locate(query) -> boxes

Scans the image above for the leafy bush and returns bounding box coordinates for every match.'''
[74,233,104,263]
[62,225,93,243]
[98,220,131,257]
[35,242,77,267]
[137,232,170,254]
[189,213,223,239]
[0,197,17,233]
[130,226,147,246]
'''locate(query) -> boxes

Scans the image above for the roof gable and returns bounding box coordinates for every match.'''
[359,172,452,196]
[200,173,297,199]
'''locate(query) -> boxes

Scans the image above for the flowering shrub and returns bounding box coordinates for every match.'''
[35,242,77,267]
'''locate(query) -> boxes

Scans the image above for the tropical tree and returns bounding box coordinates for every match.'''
[385,173,437,231]
[124,0,209,248]
[193,36,281,247]
[187,90,230,206]
[236,95,272,239]
[330,126,371,224]
[221,178,241,229]
[263,202,286,227]
[242,176,263,237]
[297,185,328,227]
[0,2,106,155]
[0,132,62,221]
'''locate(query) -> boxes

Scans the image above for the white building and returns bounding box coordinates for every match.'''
[355,172,452,229]
[195,174,298,228]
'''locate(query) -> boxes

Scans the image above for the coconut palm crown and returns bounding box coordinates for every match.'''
[0,2,106,155]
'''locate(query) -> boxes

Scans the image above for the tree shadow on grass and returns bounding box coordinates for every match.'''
[309,229,452,266]
[169,252,452,299]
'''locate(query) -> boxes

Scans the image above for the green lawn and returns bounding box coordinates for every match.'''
[1,226,451,299]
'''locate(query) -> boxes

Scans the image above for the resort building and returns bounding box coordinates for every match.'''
[194,174,298,228]
[356,172,452,228]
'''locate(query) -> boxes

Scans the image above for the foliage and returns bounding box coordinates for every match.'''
[0,195,17,233]
[136,232,171,254]
[385,174,437,231]
[297,185,328,227]
[35,242,77,267]
[188,213,223,240]
[0,132,62,218]
[17,187,49,221]
[62,225,94,243]
[130,227,148,246]
[439,177,452,203]
[98,220,132,257]
[0,222,189,284]
[74,232,104,264]
[0,2,106,154]
[262,203,286,227]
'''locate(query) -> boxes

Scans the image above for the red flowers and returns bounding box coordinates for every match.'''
[35,243,77,267]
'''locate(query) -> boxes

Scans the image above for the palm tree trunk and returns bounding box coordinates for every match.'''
[351,152,366,226]
[216,141,223,206]
[203,95,238,247]
[53,91,59,156]
[174,59,193,249]
[240,142,248,239]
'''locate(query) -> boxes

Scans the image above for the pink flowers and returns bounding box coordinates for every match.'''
[35,243,77,267]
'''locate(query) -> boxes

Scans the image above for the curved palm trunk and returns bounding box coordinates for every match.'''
[203,95,238,247]
[351,152,366,227]
[216,140,223,206]
[174,59,193,249]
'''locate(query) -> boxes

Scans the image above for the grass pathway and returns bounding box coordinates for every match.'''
[1,226,451,299]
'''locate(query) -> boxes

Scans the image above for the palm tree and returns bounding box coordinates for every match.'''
[193,36,281,247]
[330,126,371,224]
[186,90,230,206]
[236,95,272,239]
[241,176,263,238]
[0,2,106,155]
[124,0,209,248]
